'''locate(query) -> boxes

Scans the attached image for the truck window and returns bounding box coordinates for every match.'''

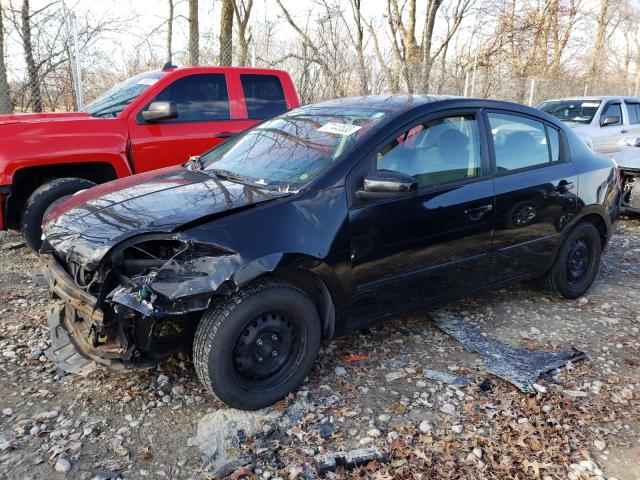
[240,74,287,120]
[152,74,230,122]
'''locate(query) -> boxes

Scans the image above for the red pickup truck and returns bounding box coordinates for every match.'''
[0,65,300,250]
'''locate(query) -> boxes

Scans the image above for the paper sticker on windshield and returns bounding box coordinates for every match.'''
[318,122,362,136]
[137,78,159,86]
[581,102,600,107]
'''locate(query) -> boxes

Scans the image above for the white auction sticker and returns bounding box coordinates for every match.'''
[318,122,362,136]
[581,102,600,107]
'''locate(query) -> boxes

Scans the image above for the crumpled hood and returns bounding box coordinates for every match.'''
[614,147,640,170]
[0,111,90,126]
[42,166,279,269]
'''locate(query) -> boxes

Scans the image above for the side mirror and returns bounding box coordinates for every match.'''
[627,137,640,147]
[142,101,178,122]
[601,115,620,127]
[356,169,418,200]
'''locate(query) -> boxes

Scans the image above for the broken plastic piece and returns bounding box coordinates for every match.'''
[432,313,586,393]
[314,447,389,474]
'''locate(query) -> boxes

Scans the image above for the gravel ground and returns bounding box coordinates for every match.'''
[0,219,639,480]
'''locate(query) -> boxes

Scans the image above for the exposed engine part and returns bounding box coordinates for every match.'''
[621,170,640,210]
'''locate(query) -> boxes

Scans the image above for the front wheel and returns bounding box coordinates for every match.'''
[541,222,602,299]
[21,177,96,251]
[193,278,321,410]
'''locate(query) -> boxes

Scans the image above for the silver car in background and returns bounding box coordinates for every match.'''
[538,96,640,155]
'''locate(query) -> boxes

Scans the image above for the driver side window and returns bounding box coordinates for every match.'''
[376,115,481,189]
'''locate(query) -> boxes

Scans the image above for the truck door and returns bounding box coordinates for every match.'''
[594,100,627,154]
[127,72,255,173]
[623,100,640,145]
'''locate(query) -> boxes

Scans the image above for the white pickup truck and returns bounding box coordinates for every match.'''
[537,96,640,155]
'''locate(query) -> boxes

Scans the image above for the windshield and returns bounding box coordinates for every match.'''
[199,107,387,191]
[84,71,165,118]
[538,100,601,124]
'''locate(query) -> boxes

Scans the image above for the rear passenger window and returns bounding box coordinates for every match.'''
[488,113,558,172]
[241,74,287,119]
[151,74,230,122]
[627,103,640,124]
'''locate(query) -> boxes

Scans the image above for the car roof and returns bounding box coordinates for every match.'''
[541,96,640,103]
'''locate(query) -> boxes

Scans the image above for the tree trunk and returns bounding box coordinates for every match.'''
[351,0,368,95]
[188,0,199,65]
[220,0,234,65]
[167,0,174,63]
[589,0,609,81]
[0,4,12,113]
[22,0,42,112]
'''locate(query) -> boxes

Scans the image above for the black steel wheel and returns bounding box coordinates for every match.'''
[541,221,601,299]
[193,278,321,410]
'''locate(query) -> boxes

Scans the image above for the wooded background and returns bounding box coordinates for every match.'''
[0,0,638,113]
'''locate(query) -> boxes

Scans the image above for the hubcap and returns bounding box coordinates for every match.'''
[566,238,590,282]
[233,312,295,380]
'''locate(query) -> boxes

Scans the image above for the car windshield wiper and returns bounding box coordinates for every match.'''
[207,168,271,190]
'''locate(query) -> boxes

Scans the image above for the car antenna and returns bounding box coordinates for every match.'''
[162,61,178,71]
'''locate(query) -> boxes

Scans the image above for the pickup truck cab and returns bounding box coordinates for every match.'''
[538,96,640,155]
[0,65,300,250]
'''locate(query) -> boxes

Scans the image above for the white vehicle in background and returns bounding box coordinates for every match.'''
[537,96,640,155]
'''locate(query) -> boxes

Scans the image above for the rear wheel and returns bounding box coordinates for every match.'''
[21,177,96,251]
[541,222,602,299]
[193,278,321,410]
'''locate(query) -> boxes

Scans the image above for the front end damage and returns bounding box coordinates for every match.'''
[621,168,640,213]
[43,236,250,372]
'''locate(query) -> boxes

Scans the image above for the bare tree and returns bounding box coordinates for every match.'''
[166,0,174,63]
[0,2,12,113]
[219,0,234,65]
[21,0,42,111]
[188,0,198,65]
[233,0,253,66]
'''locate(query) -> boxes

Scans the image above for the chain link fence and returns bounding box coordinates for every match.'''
[7,17,640,114]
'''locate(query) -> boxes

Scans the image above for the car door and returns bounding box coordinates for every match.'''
[347,110,495,326]
[623,100,640,144]
[128,72,254,174]
[593,100,627,154]
[485,111,578,283]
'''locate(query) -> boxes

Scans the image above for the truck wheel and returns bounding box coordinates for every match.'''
[541,222,601,299]
[193,278,321,410]
[21,178,96,252]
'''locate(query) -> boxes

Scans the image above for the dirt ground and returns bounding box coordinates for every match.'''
[0,218,639,480]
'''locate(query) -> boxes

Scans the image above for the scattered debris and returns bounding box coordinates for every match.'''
[314,448,389,474]
[422,368,472,387]
[0,241,25,251]
[432,313,587,393]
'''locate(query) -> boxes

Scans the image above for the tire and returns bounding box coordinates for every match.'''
[21,178,96,252]
[193,278,321,410]
[541,222,602,299]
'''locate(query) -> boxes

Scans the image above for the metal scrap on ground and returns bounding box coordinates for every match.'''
[432,312,587,393]
[422,368,472,388]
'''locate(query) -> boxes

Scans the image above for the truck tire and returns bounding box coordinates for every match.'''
[541,222,602,299]
[193,278,321,410]
[21,177,96,252]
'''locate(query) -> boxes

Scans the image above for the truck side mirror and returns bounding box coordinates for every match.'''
[142,101,178,123]
[601,115,620,127]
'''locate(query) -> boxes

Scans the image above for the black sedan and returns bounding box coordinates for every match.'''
[41,95,621,410]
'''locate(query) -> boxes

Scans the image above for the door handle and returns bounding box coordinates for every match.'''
[621,129,628,134]
[554,181,574,191]
[214,132,235,139]
[465,204,493,220]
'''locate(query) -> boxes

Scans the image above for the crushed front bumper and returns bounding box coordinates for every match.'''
[43,254,137,373]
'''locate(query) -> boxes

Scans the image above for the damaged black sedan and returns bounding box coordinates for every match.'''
[41,96,620,410]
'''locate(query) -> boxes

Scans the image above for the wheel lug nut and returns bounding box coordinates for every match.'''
[257,356,264,362]
[256,339,263,346]
[272,351,278,357]
[271,334,278,342]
